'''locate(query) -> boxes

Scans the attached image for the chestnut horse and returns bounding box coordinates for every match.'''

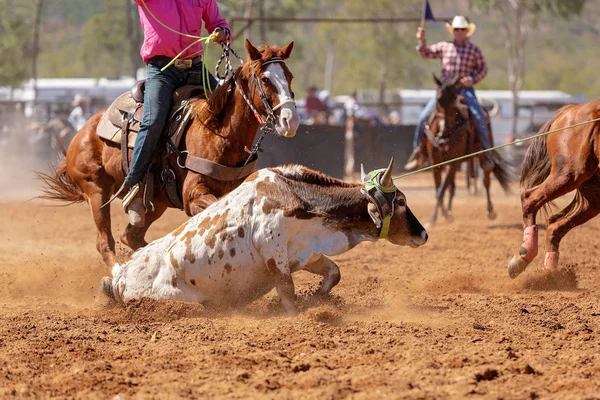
[38,40,299,268]
[424,76,512,227]
[508,99,600,278]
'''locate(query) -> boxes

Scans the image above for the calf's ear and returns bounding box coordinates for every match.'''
[367,202,382,228]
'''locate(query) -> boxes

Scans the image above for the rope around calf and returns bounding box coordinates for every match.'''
[393,117,600,180]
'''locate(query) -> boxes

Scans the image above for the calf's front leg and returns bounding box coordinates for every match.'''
[303,255,341,295]
[265,257,297,316]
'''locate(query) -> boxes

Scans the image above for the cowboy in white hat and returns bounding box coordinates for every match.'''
[404,15,493,171]
[68,94,88,132]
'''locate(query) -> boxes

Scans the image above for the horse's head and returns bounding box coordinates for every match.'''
[241,39,300,138]
[433,74,459,109]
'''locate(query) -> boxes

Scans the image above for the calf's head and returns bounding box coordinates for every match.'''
[362,158,428,248]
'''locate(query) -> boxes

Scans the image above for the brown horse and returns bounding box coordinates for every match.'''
[38,40,299,269]
[423,76,512,227]
[508,99,600,278]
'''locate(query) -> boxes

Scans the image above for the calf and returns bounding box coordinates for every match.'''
[102,159,428,315]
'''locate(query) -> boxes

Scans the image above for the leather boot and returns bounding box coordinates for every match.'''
[404,148,425,171]
[122,183,146,227]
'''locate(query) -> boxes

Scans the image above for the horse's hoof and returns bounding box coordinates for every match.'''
[445,213,454,223]
[508,255,530,279]
[488,211,497,220]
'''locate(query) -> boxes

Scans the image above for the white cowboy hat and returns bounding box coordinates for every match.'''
[72,94,85,107]
[446,15,476,37]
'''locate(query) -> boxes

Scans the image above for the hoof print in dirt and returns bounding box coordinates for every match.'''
[475,368,499,382]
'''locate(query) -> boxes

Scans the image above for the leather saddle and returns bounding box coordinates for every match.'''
[96,80,205,149]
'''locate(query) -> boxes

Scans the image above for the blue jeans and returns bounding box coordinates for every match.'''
[124,59,218,187]
[412,87,490,150]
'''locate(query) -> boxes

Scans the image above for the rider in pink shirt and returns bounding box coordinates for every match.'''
[133,0,229,62]
[123,0,230,227]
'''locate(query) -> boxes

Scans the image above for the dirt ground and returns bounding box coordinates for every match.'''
[1,172,599,399]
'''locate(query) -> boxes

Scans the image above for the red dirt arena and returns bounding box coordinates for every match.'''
[0,171,599,399]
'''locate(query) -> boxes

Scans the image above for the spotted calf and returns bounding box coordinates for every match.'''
[102,160,428,315]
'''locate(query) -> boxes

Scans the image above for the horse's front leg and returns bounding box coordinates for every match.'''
[446,177,456,222]
[182,173,218,216]
[427,165,456,228]
[439,163,458,222]
[121,198,169,250]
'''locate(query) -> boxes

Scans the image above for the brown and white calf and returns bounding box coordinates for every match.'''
[102,160,428,315]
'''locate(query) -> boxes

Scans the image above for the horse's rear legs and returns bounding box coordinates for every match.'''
[83,183,117,268]
[508,172,587,278]
[483,170,497,220]
[544,177,600,270]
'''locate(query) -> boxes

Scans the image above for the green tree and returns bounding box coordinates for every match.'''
[0,0,38,86]
[79,0,142,79]
[470,0,586,137]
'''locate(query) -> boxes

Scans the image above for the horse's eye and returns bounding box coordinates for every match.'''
[291,91,295,99]
[397,198,406,207]
[261,76,270,84]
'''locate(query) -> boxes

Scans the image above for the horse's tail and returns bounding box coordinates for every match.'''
[489,149,515,194]
[519,116,562,216]
[36,161,85,204]
[520,104,574,192]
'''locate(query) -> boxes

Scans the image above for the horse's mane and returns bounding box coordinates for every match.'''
[190,44,290,131]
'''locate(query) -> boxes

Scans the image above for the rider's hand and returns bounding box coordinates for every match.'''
[460,76,474,87]
[212,27,229,44]
[416,27,426,42]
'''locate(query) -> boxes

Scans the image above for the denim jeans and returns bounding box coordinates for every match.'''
[124,59,219,187]
[412,87,490,150]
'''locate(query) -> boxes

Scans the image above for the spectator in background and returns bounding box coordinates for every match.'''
[388,110,401,125]
[314,89,333,124]
[67,94,89,132]
[344,91,382,127]
[304,85,325,122]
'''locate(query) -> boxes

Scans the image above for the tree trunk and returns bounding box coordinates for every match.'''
[500,0,528,140]
[31,0,43,108]
[324,40,335,93]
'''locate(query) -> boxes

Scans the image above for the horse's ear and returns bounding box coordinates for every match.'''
[279,41,294,60]
[245,39,262,61]
[433,74,442,87]
[450,75,460,86]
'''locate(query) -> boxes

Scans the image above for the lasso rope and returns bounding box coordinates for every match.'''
[394,117,600,180]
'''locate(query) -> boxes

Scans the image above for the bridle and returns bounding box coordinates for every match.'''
[215,41,296,174]
[423,94,469,152]
[244,57,296,131]
[215,39,296,135]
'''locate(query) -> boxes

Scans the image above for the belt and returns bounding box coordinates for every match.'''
[149,55,203,70]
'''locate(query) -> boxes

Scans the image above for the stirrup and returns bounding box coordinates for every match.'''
[100,183,128,209]
[122,183,142,211]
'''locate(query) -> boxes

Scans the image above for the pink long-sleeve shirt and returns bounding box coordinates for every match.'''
[133,0,230,63]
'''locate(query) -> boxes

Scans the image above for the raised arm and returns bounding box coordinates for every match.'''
[203,0,231,39]
[415,27,442,59]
